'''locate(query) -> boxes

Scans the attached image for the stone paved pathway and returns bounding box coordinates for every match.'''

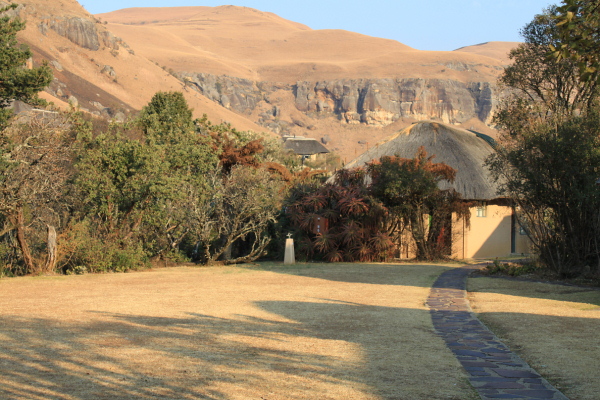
[427,264,569,400]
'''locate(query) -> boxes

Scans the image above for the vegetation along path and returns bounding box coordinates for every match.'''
[428,264,568,400]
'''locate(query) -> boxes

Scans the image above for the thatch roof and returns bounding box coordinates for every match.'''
[284,137,330,155]
[346,121,499,200]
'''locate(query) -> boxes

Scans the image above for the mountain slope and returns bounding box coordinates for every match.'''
[9,0,266,132]
[5,1,518,160]
[97,6,506,83]
[92,5,516,160]
[454,41,519,65]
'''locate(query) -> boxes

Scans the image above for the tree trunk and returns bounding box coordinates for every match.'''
[44,224,57,272]
[410,211,430,260]
[222,242,232,260]
[223,234,270,265]
[209,234,232,263]
[14,206,36,274]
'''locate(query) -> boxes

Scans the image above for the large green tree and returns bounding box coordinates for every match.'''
[72,93,218,270]
[0,4,52,130]
[502,5,599,117]
[71,91,285,270]
[489,111,600,277]
[490,5,600,277]
[138,91,194,138]
[553,0,600,83]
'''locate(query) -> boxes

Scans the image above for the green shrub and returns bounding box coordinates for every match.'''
[0,241,23,277]
[64,221,149,273]
[484,259,539,277]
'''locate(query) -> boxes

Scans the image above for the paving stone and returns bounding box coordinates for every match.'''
[453,349,487,357]
[480,382,526,389]
[471,377,520,383]
[480,389,501,395]
[505,389,558,398]
[523,379,544,384]
[481,347,510,353]
[470,371,492,376]
[462,361,501,368]
[495,369,541,379]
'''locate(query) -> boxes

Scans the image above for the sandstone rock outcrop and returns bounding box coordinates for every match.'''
[294,79,496,126]
[181,73,268,114]
[101,65,116,78]
[42,17,101,50]
[181,73,497,130]
[99,30,131,52]
[38,16,130,53]
[49,60,63,71]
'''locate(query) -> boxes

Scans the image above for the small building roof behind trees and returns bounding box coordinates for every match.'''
[283,136,330,156]
[346,121,499,200]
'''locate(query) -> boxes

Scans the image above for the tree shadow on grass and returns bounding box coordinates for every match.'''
[468,274,600,308]
[0,315,216,399]
[249,262,457,287]
[0,299,473,399]
[255,262,600,304]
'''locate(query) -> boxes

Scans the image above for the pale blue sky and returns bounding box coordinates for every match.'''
[83,0,554,51]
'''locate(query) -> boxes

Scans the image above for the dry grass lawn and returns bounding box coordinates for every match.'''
[0,262,476,399]
[468,276,600,400]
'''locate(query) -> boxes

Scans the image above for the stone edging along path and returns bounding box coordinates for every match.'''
[427,264,569,400]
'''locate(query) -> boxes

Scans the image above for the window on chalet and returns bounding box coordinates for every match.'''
[476,202,487,217]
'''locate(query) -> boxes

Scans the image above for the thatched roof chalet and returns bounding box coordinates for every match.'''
[283,136,330,156]
[345,121,499,200]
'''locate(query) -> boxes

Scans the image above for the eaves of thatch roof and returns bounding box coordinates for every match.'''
[284,137,330,155]
[346,121,500,200]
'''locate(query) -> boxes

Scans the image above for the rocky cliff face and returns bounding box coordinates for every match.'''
[181,73,497,130]
[181,73,267,114]
[38,16,132,53]
[295,79,495,126]
[41,17,101,50]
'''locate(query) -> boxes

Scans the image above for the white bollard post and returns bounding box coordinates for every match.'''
[284,233,295,264]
